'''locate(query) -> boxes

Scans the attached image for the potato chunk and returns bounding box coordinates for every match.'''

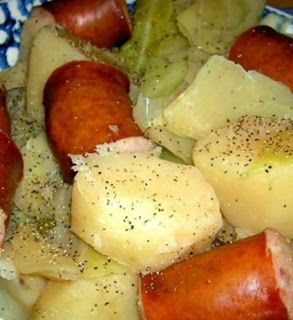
[26,26,89,124]
[71,152,222,272]
[193,115,293,238]
[31,273,140,320]
[164,55,293,140]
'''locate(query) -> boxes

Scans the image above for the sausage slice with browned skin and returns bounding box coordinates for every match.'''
[0,87,23,248]
[229,26,293,92]
[44,60,142,183]
[0,131,23,248]
[35,0,132,48]
[141,229,293,320]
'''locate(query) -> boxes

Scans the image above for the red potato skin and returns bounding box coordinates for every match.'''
[42,0,132,48]
[0,88,11,136]
[229,26,293,92]
[44,61,142,183]
[141,231,289,320]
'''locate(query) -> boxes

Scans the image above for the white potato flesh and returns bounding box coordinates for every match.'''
[193,115,293,238]
[26,26,89,124]
[164,55,293,140]
[71,152,222,272]
[31,273,140,320]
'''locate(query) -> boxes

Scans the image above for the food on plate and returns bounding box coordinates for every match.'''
[35,0,132,48]
[0,88,11,135]
[141,229,293,320]
[0,0,293,319]
[164,55,293,140]
[0,287,29,320]
[0,274,46,318]
[0,63,27,92]
[177,0,265,54]
[120,0,265,76]
[229,26,293,92]
[71,151,222,272]
[26,26,89,124]
[14,133,64,218]
[120,0,174,76]
[0,131,23,247]
[9,224,81,281]
[31,273,140,320]
[44,60,142,182]
[193,115,293,238]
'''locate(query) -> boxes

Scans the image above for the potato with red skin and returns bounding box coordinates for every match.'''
[44,60,142,183]
[37,0,132,48]
[0,88,11,136]
[0,131,23,247]
[229,26,293,92]
[141,229,293,320]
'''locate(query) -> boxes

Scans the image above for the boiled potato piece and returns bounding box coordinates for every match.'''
[164,55,293,140]
[18,16,53,63]
[193,115,293,238]
[80,245,127,280]
[31,273,140,320]
[26,26,89,124]
[71,152,222,272]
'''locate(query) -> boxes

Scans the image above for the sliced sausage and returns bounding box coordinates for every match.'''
[229,26,293,92]
[37,0,132,48]
[141,229,293,320]
[44,60,142,183]
[0,131,23,248]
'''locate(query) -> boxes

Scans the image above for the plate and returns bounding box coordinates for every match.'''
[0,0,291,70]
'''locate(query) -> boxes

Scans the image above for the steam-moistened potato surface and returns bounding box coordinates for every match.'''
[141,229,293,320]
[193,115,293,238]
[164,55,293,140]
[71,152,222,272]
[26,26,89,123]
[229,26,293,92]
[41,0,132,48]
[44,60,142,182]
[31,273,140,320]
